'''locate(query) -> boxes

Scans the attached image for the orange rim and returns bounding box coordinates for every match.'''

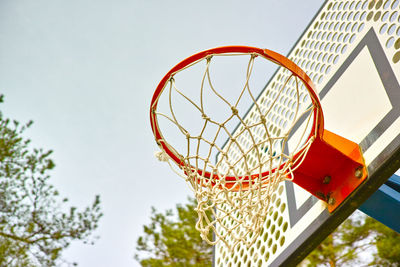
[150,45,324,184]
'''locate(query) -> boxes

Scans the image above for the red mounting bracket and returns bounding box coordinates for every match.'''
[292,130,368,212]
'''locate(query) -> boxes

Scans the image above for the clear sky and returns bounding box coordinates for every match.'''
[0,1,328,266]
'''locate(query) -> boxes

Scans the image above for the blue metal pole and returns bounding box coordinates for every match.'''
[359,174,400,233]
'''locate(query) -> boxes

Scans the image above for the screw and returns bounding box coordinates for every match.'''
[323,175,331,184]
[328,197,336,206]
[355,167,364,178]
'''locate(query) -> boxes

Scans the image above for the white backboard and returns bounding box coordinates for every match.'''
[214,0,400,266]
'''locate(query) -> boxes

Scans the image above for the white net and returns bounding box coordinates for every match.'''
[152,52,316,250]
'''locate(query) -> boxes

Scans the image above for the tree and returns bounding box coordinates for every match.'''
[135,197,213,267]
[0,95,103,266]
[136,196,400,267]
[303,210,400,267]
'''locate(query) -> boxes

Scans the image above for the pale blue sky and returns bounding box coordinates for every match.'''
[0,1,324,266]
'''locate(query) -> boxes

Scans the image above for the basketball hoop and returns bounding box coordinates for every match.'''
[150,46,367,249]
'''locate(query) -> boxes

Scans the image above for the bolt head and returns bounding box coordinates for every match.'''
[323,175,331,184]
[355,167,364,178]
[328,197,336,206]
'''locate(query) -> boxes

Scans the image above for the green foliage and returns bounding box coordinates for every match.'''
[135,197,212,267]
[303,211,400,267]
[0,95,103,266]
[365,216,400,266]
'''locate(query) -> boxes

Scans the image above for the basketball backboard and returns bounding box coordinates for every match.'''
[213,0,400,266]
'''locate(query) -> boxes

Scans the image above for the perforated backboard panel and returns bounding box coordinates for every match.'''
[214,0,400,266]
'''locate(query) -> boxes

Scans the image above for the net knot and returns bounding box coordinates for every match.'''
[231,106,238,115]
[154,151,169,162]
[202,113,210,121]
[185,132,191,139]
